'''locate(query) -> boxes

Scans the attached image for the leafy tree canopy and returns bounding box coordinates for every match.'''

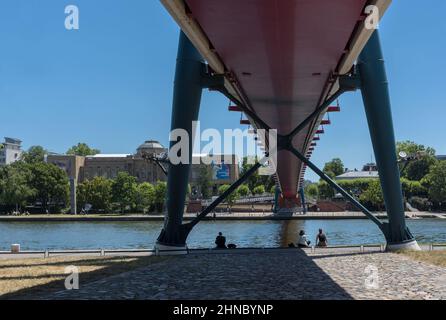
[28,162,69,212]
[238,184,251,197]
[77,176,113,212]
[423,161,446,204]
[218,184,239,206]
[397,141,437,181]
[67,143,100,156]
[22,146,47,164]
[323,158,344,178]
[252,185,266,195]
[111,172,137,213]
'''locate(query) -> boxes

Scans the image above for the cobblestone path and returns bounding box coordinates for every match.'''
[41,249,446,300]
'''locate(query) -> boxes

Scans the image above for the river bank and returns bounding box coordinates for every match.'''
[0,211,444,222]
[1,219,446,251]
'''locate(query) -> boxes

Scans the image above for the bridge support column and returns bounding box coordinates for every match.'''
[288,147,383,228]
[358,30,419,251]
[299,187,307,214]
[273,187,280,213]
[156,31,205,251]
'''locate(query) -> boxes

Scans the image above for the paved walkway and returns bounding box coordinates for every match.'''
[34,248,446,300]
[2,211,444,222]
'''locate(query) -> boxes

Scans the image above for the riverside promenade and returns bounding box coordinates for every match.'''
[1,211,444,222]
[31,248,446,300]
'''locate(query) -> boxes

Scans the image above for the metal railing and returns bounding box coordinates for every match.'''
[1,243,445,257]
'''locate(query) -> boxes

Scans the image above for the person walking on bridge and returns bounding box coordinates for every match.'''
[316,229,328,247]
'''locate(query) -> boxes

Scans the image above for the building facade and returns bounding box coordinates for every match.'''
[47,140,239,196]
[0,137,23,166]
[335,163,379,180]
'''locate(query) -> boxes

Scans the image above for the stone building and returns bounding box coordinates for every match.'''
[335,163,379,180]
[81,140,168,183]
[47,140,239,196]
[0,137,23,166]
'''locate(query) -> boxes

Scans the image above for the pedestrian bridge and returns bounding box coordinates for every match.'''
[156,0,420,252]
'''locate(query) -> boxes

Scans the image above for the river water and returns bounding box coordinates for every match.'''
[0,219,445,251]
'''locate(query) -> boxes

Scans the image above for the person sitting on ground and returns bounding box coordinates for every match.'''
[215,232,227,249]
[316,228,328,247]
[298,230,311,248]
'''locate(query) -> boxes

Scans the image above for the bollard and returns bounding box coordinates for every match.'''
[11,244,20,254]
[44,250,49,258]
[360,245,364,253]
[101,249,105,257]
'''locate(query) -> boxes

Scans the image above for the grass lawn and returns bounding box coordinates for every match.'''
[399,250,446,268]
[0,255,169,299]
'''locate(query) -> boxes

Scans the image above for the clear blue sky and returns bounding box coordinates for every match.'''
[0,0,445,182]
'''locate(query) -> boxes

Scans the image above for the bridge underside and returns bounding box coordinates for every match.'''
[182,0,370,198]
[157,0,420,251]
[165,0,394,200]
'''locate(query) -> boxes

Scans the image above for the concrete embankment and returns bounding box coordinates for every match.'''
[0,211,443,222]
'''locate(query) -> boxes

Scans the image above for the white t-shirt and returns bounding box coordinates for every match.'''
[298,234,308,246]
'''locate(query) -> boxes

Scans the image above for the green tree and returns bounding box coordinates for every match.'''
[423,161,446,205]
[338,179,375,197]
[323,158,344,178]
[67,143,100,156]
[153,181,167,213]
[22,146,47,164]
[401,178,427,199]
[0,163,35,211]
[241,156,260,192]
[135,182,155,213]
[318,181,335,199]
[238,184,251,197]
[270,185,278,194]
[77,176,113,212]
[359,180,384,211]
[28,162,69,213]
[112,172,137,213]
[218,184,239,208]
[197,166,212,199]
[253,185,266,195]
[397,141,437,181]
[305,183,319,199]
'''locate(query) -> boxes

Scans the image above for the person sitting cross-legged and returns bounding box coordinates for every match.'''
[215,232,227,249]
[297,230,311,248]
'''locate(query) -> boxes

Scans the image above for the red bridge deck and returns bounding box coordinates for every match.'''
[162,0,391,199]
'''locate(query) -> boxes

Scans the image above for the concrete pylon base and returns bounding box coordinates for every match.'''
[155,243,188,256]
[386,239,421,252]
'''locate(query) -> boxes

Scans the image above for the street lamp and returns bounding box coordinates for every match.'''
[397,151,426,175]
[141,151,169,176]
